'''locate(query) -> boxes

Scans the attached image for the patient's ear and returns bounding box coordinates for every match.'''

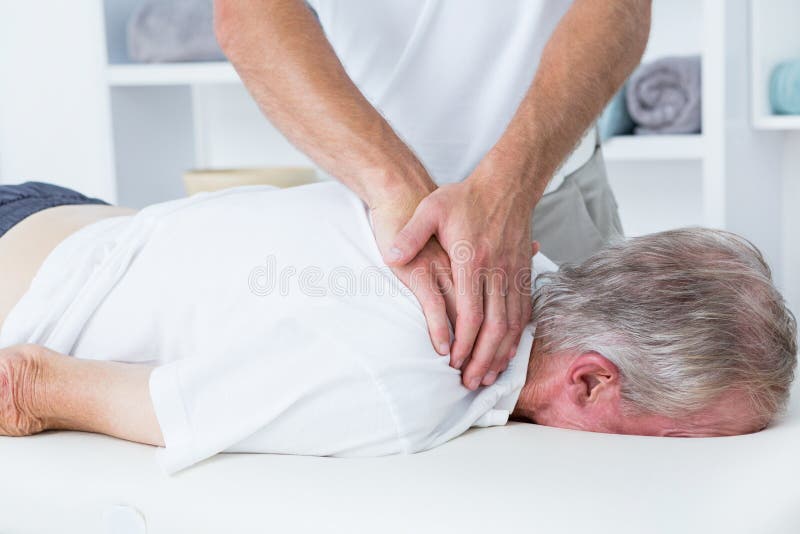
[565,352,620,407]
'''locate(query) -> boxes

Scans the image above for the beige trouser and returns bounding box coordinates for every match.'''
[531,140,624,265]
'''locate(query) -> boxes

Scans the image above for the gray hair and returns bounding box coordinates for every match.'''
[531,227,797,426]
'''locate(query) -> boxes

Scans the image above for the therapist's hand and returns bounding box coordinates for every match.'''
[385,164,537,390]
[370,186,457,358]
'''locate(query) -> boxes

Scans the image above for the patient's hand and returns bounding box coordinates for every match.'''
[0,344,50,437]
[370,190,457,357]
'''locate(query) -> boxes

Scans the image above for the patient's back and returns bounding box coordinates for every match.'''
[0,182,530,471]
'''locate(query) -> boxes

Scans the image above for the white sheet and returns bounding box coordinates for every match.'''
[2,385,798,533]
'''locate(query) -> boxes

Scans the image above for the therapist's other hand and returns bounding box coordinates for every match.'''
[370,187,457,358]
[385,172,536,390]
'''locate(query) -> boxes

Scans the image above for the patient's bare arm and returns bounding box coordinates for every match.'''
[0,344,163,446]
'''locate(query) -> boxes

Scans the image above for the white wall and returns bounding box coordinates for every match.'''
[721,0,797,314]
[607,162,704,237]
[0,1,116,200]
[781,133,800,314]
[722,0,785,287]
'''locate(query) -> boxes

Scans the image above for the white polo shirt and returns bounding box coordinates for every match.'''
[0,183,557,473]
[307,0,595,191]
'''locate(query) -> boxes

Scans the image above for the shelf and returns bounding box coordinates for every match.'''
[749,0,800,130]
[602,135,704,161]
[752,115,800,131]
[107,62,240,86]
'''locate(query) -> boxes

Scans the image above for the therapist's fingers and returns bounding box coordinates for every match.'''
[390,237,456,356]
[517,249,534,341]
[386,199,439,266]
[449,263,484,375]
[415,272,451,356]
[486,282,523,385]
[462,275,507,391]
[488,248,536,381]
[435,261,458,329]
[518,254,534,326]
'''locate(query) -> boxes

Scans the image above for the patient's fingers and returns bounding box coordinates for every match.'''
[462,274,507,390]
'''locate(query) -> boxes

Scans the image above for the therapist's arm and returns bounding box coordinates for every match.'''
[214,0,455,355]
[388,0,651,389]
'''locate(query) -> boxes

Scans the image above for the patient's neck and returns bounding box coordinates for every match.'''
[511,339,559,423]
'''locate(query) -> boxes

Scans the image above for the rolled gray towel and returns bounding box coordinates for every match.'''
[626,55,702,134]
[127,0,226,63]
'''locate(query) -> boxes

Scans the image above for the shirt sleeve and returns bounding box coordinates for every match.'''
[149,318,400,474]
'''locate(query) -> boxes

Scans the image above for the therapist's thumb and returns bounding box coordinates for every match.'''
[386,204,439,266]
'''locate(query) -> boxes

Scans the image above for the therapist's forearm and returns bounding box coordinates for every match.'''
[478,0,651,203]
[214,0,434,208]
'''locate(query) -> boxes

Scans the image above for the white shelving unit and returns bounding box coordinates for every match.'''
[602,135,705,162]
[750,0,800,130]
[602,0,725,236]
[107,62,239,86]
[754,115,800,130]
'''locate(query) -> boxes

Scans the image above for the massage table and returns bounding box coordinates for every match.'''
[2,384,798,533]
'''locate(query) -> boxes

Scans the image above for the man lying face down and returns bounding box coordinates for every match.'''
[0,182,796,473]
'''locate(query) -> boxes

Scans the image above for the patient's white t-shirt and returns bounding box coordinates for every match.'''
[0,183,556,474]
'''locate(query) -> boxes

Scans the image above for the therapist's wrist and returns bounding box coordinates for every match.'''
[477,117,570,205]
[469,145,547,209]
[361,162,437,211]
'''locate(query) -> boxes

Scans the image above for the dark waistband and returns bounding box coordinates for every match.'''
[0,181,109,238]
